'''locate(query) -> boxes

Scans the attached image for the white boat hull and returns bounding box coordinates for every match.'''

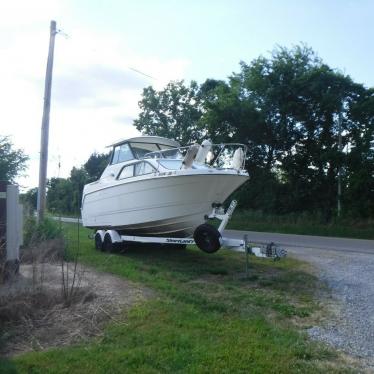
[82,171,248,237]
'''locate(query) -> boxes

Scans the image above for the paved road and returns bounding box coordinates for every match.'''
[224,229,374,254]
[52,216,81,224]
[55,218,374,254]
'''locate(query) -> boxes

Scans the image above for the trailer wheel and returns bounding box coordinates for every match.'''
[95,233,103,251]
[103,233,114,252]
[193,224,221,253]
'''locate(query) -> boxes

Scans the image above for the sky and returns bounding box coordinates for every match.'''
[1,0,373,190]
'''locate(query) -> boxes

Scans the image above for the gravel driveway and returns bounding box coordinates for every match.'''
[224,230,374,368]
[289,246,374,368]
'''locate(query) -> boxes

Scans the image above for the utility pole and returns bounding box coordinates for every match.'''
[337,110,342,218]
[37,20,57,221]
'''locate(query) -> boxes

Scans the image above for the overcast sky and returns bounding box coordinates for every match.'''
[1,0,373,190]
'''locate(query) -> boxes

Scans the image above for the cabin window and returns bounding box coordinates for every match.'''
[118,164,134,179]
[134,161,155,176]
[112,143,133,164]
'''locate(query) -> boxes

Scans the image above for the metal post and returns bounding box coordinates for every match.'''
[337,110,342,217]
[4,185,22,279]
[6,185,19,262]
[244,234,249,278]
[0,182,7,269]
[37,20,57,221]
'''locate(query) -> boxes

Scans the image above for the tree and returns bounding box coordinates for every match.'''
[46,151,110,214]
[21,187,38,211]
[47,177,74,214]
[134,80,204,144]
[0,136,28,183]
[70,167,89,212]
[84,152,110,182]
[47,168,88,214]
[201,45,373,217]
[344,87,374,217]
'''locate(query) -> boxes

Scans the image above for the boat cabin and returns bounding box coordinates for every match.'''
[109,136,180,164]
[98,135,245,181]
[100,136,182,180]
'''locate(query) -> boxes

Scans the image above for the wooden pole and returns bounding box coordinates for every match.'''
[37,20,57,221]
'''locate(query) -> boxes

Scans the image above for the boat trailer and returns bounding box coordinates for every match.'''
[93,200,287,262]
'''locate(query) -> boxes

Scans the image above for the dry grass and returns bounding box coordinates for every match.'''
[0,238,152,357]
[20,238,64,264]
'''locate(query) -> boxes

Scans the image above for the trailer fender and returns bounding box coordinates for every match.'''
[105,230,122,243]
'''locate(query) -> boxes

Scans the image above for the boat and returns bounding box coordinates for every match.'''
[81,136,249,238]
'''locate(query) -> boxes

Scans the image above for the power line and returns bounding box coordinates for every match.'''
[128,67,156,80]
[59,29,157,81]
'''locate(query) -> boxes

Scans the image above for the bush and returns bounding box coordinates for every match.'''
[24,217,62,247]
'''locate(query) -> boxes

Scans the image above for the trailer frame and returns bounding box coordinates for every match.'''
[92,200,287,263]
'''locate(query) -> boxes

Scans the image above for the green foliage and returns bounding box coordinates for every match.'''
[202,45,371,218]
[344,87,374,217]
[20,187,38,211]
[47,177,74,214]
[228,210,374,239]
[0,136,28,183]
[84,152,110,182]
[69,167,89,212]
[134,80,204,144]
[23,216,62,246]
[46,152,110,215]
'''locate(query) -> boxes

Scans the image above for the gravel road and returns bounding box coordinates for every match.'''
[288,246,374,367]
[225,230,374,368]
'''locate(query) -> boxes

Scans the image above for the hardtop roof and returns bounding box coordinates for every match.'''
[107,136,180,148]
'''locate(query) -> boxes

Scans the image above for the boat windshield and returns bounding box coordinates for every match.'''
[158,159,211,170]
[130,143,159,158]
[158,159,183,169]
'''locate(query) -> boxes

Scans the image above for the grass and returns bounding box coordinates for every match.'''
[1,223,354,373]
[228,210,374,240]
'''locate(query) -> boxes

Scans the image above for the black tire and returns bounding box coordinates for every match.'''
[95,233,103,251]
[193,224,221,253]
[103,233,114,252]
[103,233,122,252]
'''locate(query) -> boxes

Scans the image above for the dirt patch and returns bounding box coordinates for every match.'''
[0,263,153,357]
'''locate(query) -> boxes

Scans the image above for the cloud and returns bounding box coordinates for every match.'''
[113,115,135,125]
[0,5,190,190]
[53,65,149,106]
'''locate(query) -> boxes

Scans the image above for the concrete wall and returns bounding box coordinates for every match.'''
[0,182,6,266]
[0,183,23,280]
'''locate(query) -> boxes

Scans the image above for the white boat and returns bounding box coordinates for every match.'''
[81,136,249,237]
